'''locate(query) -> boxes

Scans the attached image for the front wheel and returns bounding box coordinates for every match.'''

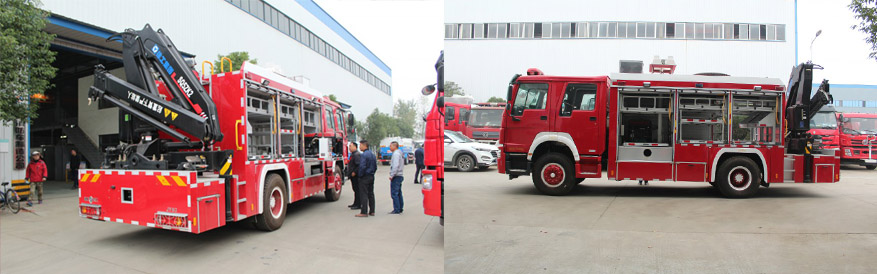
[255,174,287,231]
[715,156,761,198]
[5,190,20,214]
[865,165,876,170]
[325,166,343,201]
[456,154,475,172]
[532,153,576,196]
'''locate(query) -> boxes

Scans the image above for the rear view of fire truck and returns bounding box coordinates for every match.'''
[79,25,347,233]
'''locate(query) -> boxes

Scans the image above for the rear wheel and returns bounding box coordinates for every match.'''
[456,154,475,172]
[5,190,20,214]
[532,153,576,196]
[866,165,876,170]
[255,174,287,231]
[325,166,343,201]
[715,157,761,198]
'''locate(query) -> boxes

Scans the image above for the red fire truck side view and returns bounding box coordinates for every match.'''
[837,112,877,169]
[498,63,840,198]
[421,52,444,223]
[465,102,505,144]
[78,25,353,233]
[444,96,472,133]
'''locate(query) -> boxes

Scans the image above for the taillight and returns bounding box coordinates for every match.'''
[155,212,188,228]
[80,204,101,218]
[422,174,433,190]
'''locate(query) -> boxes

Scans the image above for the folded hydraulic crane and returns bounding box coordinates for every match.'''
[785,62,833,182]
[88,24,230,171]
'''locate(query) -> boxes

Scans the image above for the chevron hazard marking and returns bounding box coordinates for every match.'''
[90,173,101,183]
[80,173,90,183]
[171,176,187,187]
[156,175,171,186]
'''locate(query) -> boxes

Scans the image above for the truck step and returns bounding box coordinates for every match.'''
[783,157,795,170]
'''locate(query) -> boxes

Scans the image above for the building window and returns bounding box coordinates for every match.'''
[739,24,749,40]
[460,23,473,39]
[509,23,521,38]
[695,23,704,39]
[574,22,587,38]
[562,23,573,38]
[724,23,733,40]
[656,22,665,39]
[523,23,535,38]
[866,101,877,108]
[474,23,485,39]
[646,22,656,38]
[542,23,552,38]
[533,23,542,38]
[666,23,675,38]
[551,23,562,38]
[445,24,458,39]
[498,23,508,38]
[749,24,759,40]
[759,24,767,40]
[685,23,695,39]
[776,25,786,41]
[618,22,628,38]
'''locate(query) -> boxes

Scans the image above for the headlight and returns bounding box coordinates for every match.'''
[845,148,852,156]
[475,147,492,152]
[422,174,433,190]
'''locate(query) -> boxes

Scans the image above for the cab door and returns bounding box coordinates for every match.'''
[504,82,550,154]
[554,82,604,156]
[444,105,458,131]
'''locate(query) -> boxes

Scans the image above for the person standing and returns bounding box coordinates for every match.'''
[26,151,47,206]
[388,141,405,214]
[414,145,424,184]
[69,149,84,189]
[346,142,362,210]
[356,140,377,217]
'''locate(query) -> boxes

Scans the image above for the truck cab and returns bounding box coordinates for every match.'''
[466,102,505,144]
[838,112,877,169]
[444,96,473,133]
[808,105,839,150]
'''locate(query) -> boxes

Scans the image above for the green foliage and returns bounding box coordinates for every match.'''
[327,94,338,103]
[394,99,418,126]
[0,0,57,123]
[850,0,877,61]
[487,96,506,103]
[212,51,257,74]
[358,107,415,144]
[444,81,465,97]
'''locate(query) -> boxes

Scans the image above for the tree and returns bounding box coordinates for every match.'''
[0,0,57,123]
[327,94,338,103]
[358,107,415,144]
[393,99,418,126]
[444,81,465,97]
[213,51,257,73]
[850,0,877,61]
[487,96,506,103]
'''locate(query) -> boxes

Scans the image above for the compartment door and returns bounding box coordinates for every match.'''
[196,194,221,233]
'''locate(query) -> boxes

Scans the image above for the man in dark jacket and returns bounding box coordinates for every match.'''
[414,146,424,184]
[356,140,377,217]
[69,149,84,189]
[346,142,362,210]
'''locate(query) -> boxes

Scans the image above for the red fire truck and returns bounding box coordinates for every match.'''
[465,102,505,144]
[78,25,353,233]
[837,112,877,169]
[420,52,444,223]
[498,63,840,198]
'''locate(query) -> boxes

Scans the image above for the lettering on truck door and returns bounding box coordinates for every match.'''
[506,82,550,154]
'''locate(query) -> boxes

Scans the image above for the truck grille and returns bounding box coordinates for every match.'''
[472,130,500,139]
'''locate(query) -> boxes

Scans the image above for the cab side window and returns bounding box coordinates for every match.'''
[326,109,335,130]
[560,84,597,116]
[445,106,456,122]
[511,83,549,116]
[459,108,470,124]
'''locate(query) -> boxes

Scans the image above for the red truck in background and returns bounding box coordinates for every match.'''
[498,63,840,198]
[444,96,473,133]
[838,112,877,169]
[78,25,352,233]
[809,105,840,150]
[421,52,444,223]
[465,102,505,144]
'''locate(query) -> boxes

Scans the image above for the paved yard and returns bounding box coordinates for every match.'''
[445,165,877,274]
[1,164,441,274]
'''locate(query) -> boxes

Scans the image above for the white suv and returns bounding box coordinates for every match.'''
[444,130,499,172]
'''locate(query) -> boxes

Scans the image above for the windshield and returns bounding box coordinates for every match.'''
[844,117,877,135]
[810,111,837,129]
[469,109,504,127]
[445,131,473,143]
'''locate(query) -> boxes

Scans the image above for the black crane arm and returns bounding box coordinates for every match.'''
[88,24,222,144]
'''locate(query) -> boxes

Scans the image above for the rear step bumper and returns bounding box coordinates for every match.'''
[78,169,227,234]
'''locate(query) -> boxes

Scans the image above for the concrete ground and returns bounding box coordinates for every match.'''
[1,164,441,274]
[444,165,877,274]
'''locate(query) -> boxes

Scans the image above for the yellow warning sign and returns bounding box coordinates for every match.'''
[163,109,179,121]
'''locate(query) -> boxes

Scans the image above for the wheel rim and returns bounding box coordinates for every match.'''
[727,166,752,191]
[334,172,343,194]
[459,156,472,170]
[541,163,565,188]
[269,187,283,219]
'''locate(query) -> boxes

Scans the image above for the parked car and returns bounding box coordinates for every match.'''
[444,130,499,172]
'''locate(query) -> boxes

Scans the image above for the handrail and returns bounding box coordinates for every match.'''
[201,61,214,80]
[221,57,233,73]
[235,120,243,151]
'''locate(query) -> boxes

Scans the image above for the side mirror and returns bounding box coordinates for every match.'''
[422,85,436,95]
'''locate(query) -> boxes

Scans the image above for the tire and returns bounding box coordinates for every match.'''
[255,174,287,231]
[456,154,476,172]
[532,152,576,196]
[382,161,389,166]
[866,165,876,170]
[715,156,761,198]
[5,190,20,214]
[324,166,343,201]
[478,166,490,171]
[709,181,717,188]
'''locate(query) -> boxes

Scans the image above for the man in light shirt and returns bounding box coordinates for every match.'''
[388,141,405,214]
